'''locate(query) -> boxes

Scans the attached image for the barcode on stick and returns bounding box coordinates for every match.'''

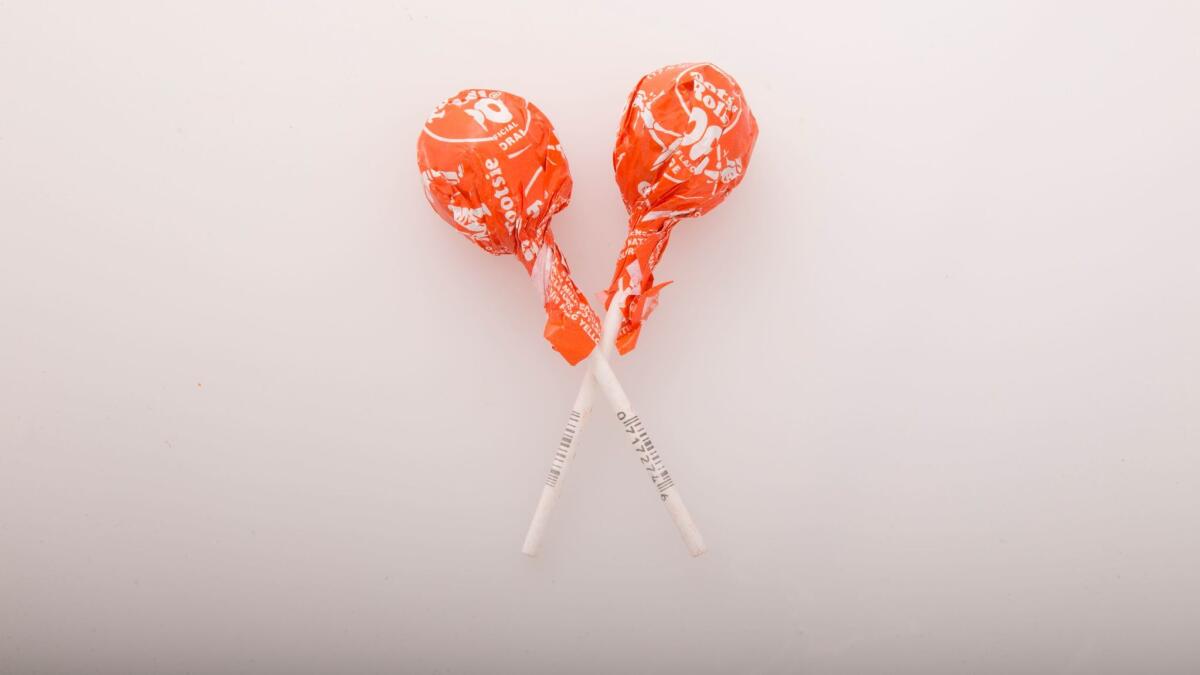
[545,409,582,487]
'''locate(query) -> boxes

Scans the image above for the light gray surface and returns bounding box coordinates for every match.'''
[2,2,1198,673]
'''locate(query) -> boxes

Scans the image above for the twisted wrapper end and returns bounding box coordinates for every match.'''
[528,231,602,365]
[603,217,679,354]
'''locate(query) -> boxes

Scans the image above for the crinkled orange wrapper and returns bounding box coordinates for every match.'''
[418,90,601,365]
[606,63,759,354]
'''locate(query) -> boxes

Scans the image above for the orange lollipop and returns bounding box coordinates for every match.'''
[606,63,759,353]
[418,89,601,365]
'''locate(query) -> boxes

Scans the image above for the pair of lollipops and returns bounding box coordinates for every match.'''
[417,63,757,557]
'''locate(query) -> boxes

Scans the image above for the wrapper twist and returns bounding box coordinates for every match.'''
[418,89,601,365]
[606,63,759,353]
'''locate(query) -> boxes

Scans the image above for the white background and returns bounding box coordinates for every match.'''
[2,1,1198,673]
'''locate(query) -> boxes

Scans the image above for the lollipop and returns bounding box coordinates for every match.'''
[523,63,756,557]
[524,64,757,555]
[606,63,759,352]
[417,89,600,364]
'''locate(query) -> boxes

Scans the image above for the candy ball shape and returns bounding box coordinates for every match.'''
[418,89,600,364]
[606,63,759,353]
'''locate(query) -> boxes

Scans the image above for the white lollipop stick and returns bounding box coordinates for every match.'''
[588,331,707,557]
[521,290,624,557]
[522,287,706,557]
